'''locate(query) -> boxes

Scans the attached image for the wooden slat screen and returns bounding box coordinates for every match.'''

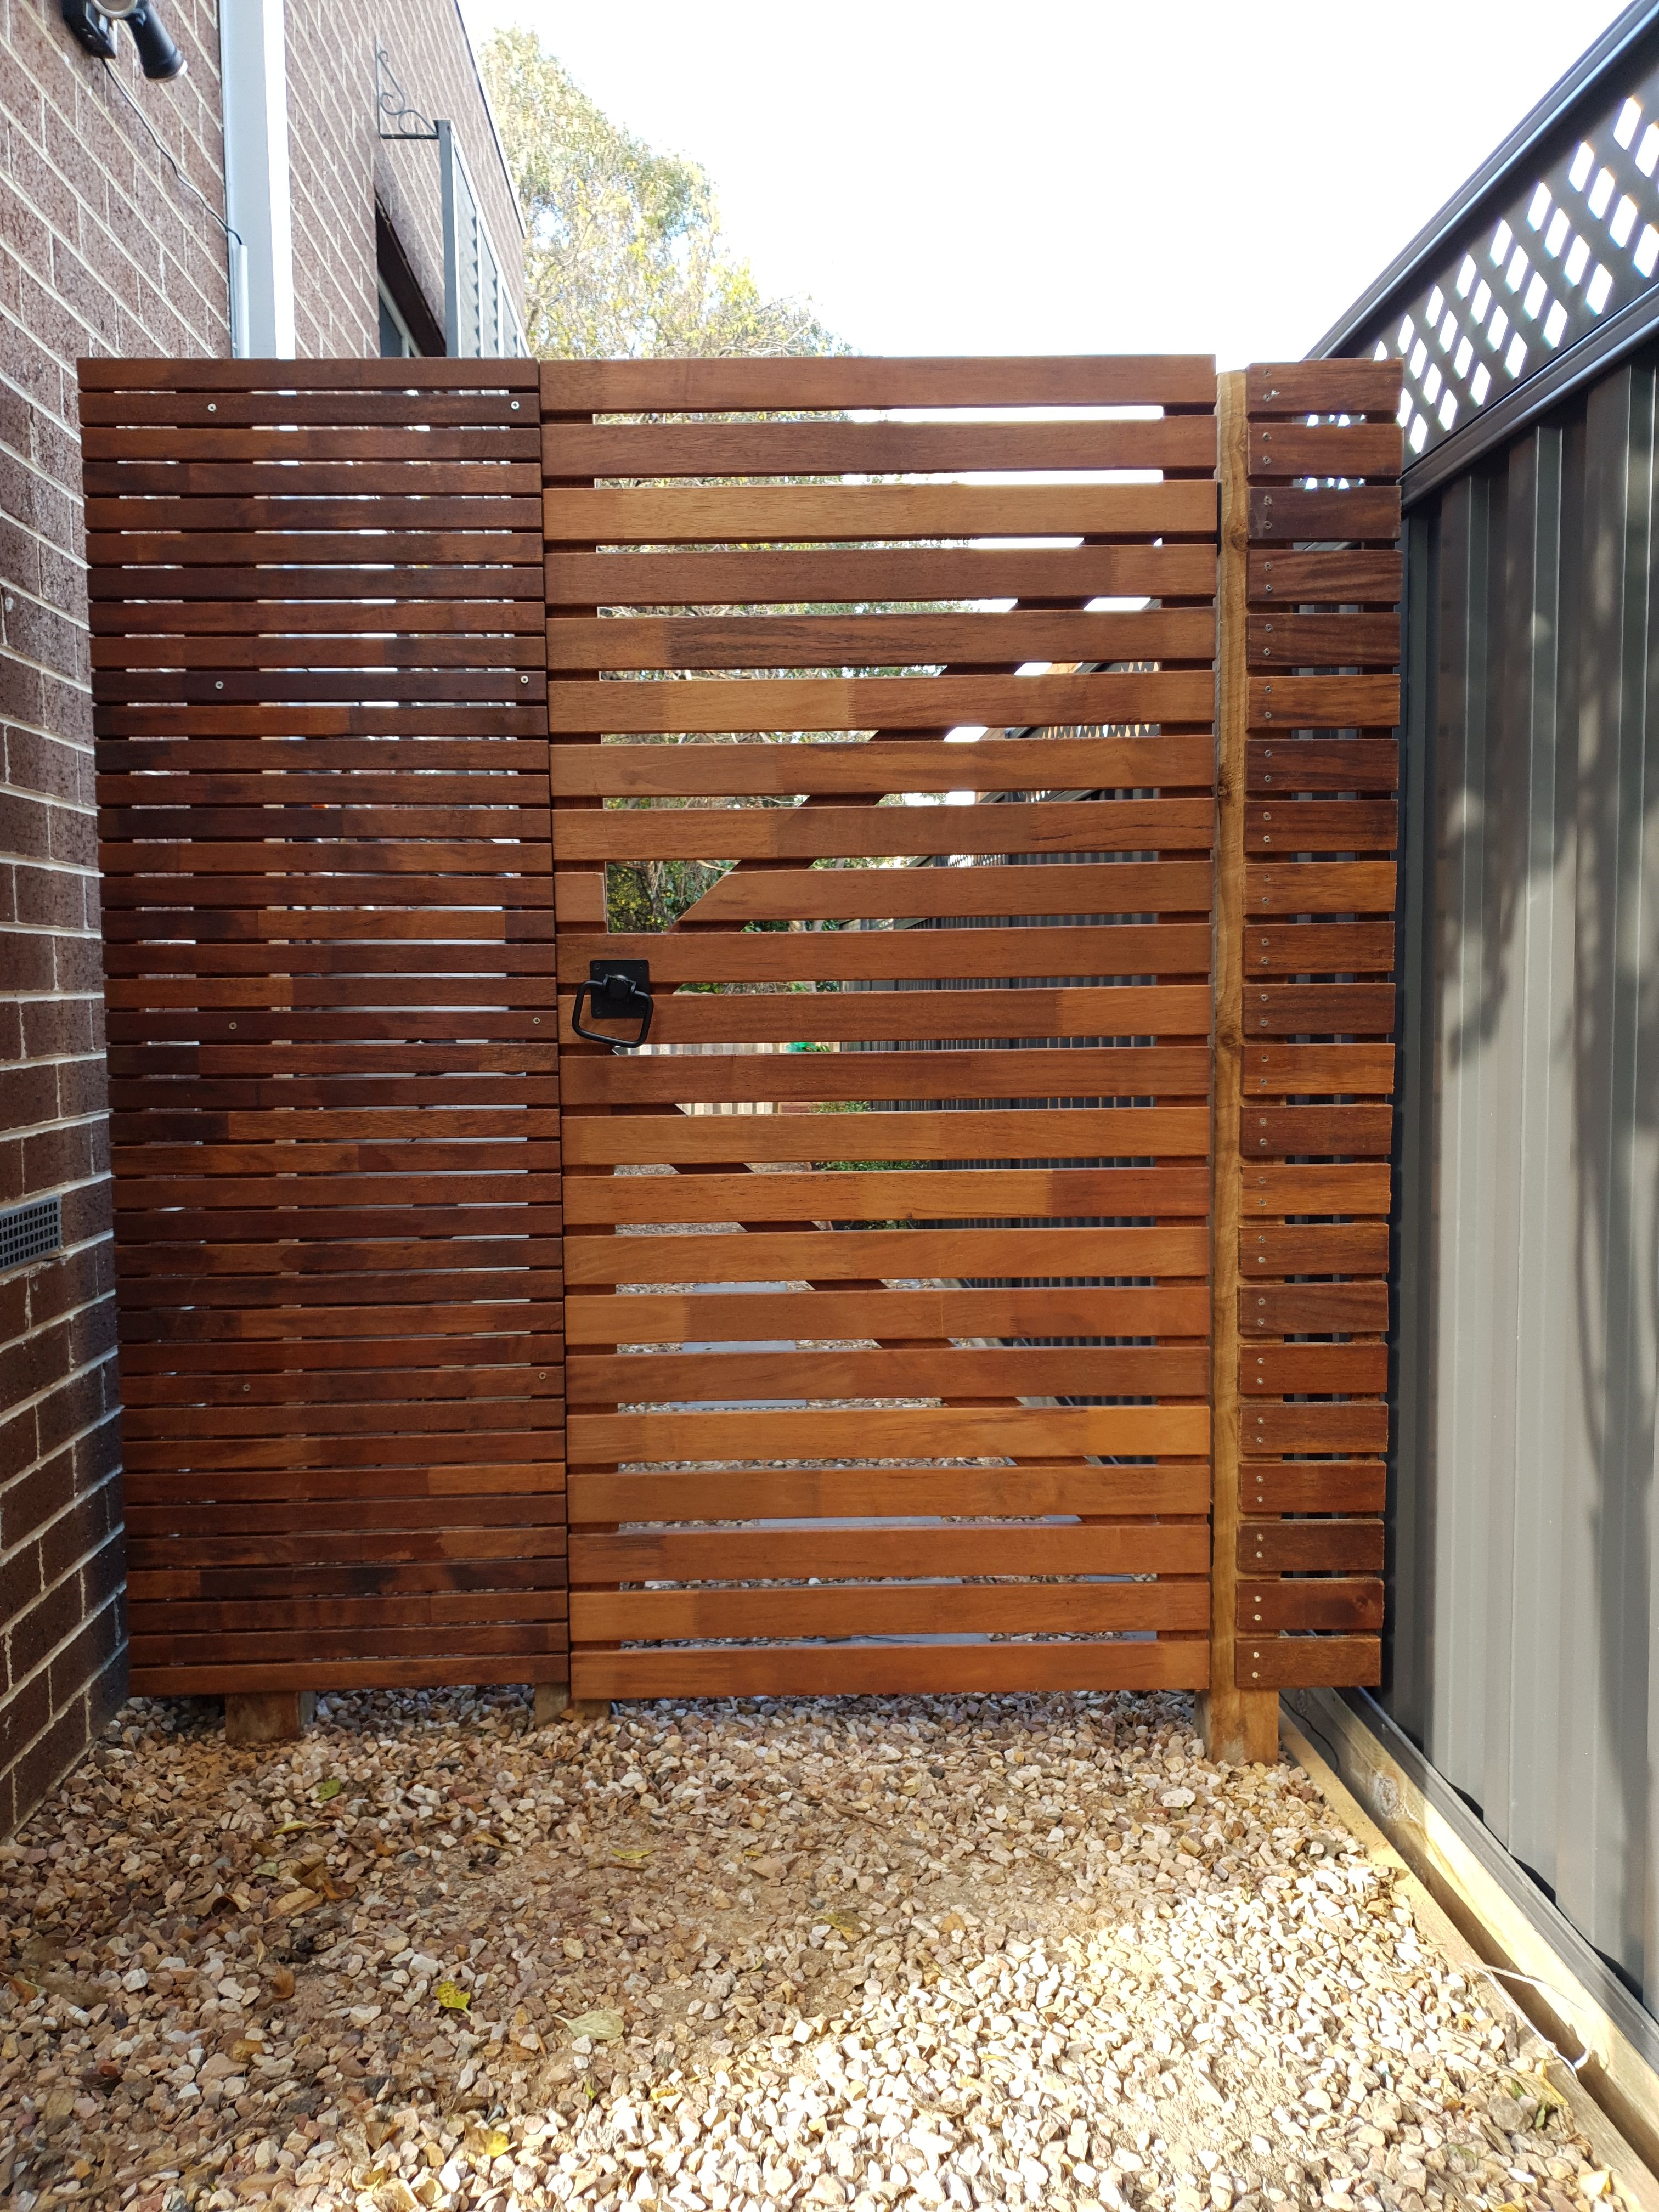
[1232,359,1405,1692]
[545,354,1220,1701]
[81,357,565,1695]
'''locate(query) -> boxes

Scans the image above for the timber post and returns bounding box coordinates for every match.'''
[1198,369,1280,1765]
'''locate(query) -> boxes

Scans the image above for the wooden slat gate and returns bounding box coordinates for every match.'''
[78,351,1402,1724]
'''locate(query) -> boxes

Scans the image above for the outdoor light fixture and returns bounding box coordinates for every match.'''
[61,0,186,81]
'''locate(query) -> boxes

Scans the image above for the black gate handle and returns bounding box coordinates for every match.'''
[569,957,653,1050]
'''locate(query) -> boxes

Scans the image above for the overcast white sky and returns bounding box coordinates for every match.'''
[456,1,1623,366]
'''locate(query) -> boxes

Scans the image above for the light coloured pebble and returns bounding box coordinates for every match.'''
[0,1685,1634,2212]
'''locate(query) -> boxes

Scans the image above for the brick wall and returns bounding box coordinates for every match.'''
[0,0,230,1835]
[284,0,524,356]
[0,0,524,1835]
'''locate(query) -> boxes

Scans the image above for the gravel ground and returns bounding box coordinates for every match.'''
[0,1688,1633,2212]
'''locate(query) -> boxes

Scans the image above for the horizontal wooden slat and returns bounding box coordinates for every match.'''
[1248,422,1404,479]
[1240,1520,1385,1572]
[1249,678,1401,733]
[83,426,540,462]
[541,355,1218,411]
[556,933,1213,990]
[544,415,1218,478]
[132,1659,568,1694]
[550,735,1215,798]
[1244,861,1397,913]
[1242,1044,1396,1093]
[573,1640,1209,1700]
[572,1583,1209,1640]
[561,1048,1209,1109]
[571,1403,1209,1460]
[571,1343,1209,1401]
[1247,614,1400,669]
[1235,924,1396,974]
[1242,1224,1390,1273]
[1246,738,1398,792]
[1235,1634,1381,1690]
[1242,1103,1393,1154]
[1243,1460,1386,1514]
[566,1284,1210,1345]
[1241,1163,1392,1213]
[1240,1283,1389,1333]
[565,1222,1209,1285]
[87,496,538,532]
[1247,487,1400,544]
[561,1103,1200,1166]
[569,1523,1206,1581]
[79,390,536,427]
[678,864,1215,928]
[549,670,1214,736]
[555,799,1211,863]
[1245,360,1404,416]
[1240,1343,1389,1392]
[1242,1404,1389,1453]
[564,1164,1210,1226]
[548,482,1216,548]
[82,357,542,391]
[1246,549,1402,608]
[547,608,1215,670]
[547,544,1217,607]
[568,1462,1209,1519]
[1240,983,1396,1034]
[557,983,1200,1047]
[1240,1581,1384,1633]
[89,532,543,569]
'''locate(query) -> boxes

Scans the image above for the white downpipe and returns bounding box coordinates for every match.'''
[219,0,295,357]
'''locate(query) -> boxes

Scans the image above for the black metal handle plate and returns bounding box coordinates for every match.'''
[569,957,653,1050]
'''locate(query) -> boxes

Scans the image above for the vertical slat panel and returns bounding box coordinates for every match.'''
[80,357,564,1696]
[1233,359,1406,1694]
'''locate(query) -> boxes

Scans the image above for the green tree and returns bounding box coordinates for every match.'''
[480,29,843,360]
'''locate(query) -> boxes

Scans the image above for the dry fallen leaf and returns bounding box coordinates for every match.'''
[269,1966,296,2001]
[611,1847,652,1866]
[433,1979,471,2011]
[825,1909,862,1937]
[561,2008,624,2042]
[465,2123,511,2159]
[269,1887,318,1916]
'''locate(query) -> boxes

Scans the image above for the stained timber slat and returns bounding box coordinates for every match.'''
[574,1643,1209,1701]
[542,415,1217,478]
[568,1463,1209,1519]
[563,1165,1210,1225]
[560,1104,1204,1166]
[564,1223,1209,1285]
[549,738,1215,798]
[569,1525,1206,1581]
[540,354,1217,411]
[565,1285,1209,1345]
[552,800,1214,861]
[546,545,1216,607]
[559,1049,1206,1109]
[571,1344,1209,1400]
[555,934,1215,989]
[549,671,1214,735]
[572,1585,1208,1640]
[545,609,1215,670]
[567,1401,1209,1464]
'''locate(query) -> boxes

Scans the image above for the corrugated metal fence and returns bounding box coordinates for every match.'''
[1392,348,1659,2006]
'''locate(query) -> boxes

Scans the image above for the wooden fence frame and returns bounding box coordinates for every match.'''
[76,352,1402,1739]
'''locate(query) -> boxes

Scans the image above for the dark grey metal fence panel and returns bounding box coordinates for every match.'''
[1393,353,1659,2008]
